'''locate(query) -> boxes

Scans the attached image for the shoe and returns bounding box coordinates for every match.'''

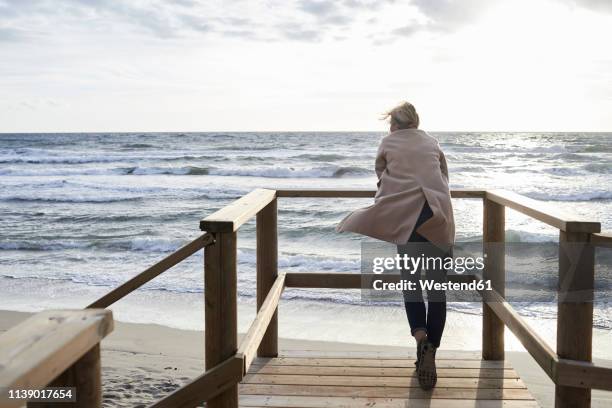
[417,340,437,390]
[414,338,424,370]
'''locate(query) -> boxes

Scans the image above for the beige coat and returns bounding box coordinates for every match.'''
[336,129,455,245]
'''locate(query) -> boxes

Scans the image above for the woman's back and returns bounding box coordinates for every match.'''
[376,129,449,200]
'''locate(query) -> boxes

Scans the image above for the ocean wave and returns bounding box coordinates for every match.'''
[210,145,275,151]
[0,180,247,202]
[208,165,370,178]
[0,240,89,251]
[124,166,210,175]
[122,165,370,178]
[0,156,128,165]
[526,190,612,201]
[0,167,116,176]
[0,237,190,253]
[583,163,612,174]
[542,167,581,176]
[238,249,359,272]
[17,164,371,178]
[1,195,142,203]
[292,153,369,161]
[577,145,612,153]
[120,143,155,149]
[504,229,557,242]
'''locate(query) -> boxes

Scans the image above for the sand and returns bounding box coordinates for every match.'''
[1,309,611,407]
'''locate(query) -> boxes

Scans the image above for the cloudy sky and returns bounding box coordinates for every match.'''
[1,0,611,132]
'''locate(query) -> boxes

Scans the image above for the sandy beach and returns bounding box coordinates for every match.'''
[2,309,610,407]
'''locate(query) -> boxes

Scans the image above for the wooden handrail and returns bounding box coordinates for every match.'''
[284,272,479,289]
[148,356,244,408]
[275,188,485,198]
[592,232,612,248]
[200,188,276,232]
[238,273,286,373]
[0,309,113,408]
[87,233,214,309]
[555,359,612,391]
[486,190,600,233]
[482,288,557,378]
[481,288,612,392]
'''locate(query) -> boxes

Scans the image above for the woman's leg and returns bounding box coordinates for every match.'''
[401,201,447,390]
[399,201,432,343]
[399,249,427,340]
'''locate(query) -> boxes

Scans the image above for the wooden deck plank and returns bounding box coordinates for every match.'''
[240,352,538,406]
[243,374,526,389]
[252,357,513,369]
[239,384,535,400]
[280,349,483,360]
[240,395,539,408]
[248,365,520,378]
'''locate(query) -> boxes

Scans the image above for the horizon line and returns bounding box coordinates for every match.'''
[2,130,612,134]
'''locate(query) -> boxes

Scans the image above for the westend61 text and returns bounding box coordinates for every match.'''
[372,279,493,292]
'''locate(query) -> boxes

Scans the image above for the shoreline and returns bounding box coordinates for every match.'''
[2,309,611,407]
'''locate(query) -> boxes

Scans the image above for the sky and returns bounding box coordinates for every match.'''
[1,0,612,132]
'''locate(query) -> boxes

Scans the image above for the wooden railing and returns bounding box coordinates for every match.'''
[0,309,113,407]
[2,188,611,408]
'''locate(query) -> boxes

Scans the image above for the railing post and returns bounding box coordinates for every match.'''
[205,232,238,408]
[28,344,102,408]
[555,231,594,408]
[482,198,505,360]
[256,197,278,357]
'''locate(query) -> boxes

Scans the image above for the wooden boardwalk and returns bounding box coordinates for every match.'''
[239,350,539,408]
[4,188,610,407]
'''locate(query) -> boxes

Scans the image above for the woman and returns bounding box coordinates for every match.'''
[336,101,455,390]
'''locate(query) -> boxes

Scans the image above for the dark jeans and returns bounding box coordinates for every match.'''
[397,202,447,348]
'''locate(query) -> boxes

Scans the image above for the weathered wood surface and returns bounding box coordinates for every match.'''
[87,234,212,308]
[239,395,539,407]
[278,349,484,359]
[0,309,112,408]
[484,289,557,379]
[555,231,595,408]
[485,190,600,233]
[256,198,279,359]
[205,231,239,408]
[149,356,244,408]
[285,272,478,289]
[200,188,276,232]
[26,344,102,408]
[275,189,485,198]
[252,357,513,369]
[243,374,526,389]
[239,352,538,407]
[239,273,285,373]
[591,232,612,248]
[555,359,612,392]
[482,198,505,361]
[248,365,520,379]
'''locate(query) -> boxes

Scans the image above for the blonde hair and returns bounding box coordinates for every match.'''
[382,101,419,129]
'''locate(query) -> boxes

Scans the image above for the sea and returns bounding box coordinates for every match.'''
[1,132,610,351]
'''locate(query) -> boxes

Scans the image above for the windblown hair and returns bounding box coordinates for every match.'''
[382,101,419,129]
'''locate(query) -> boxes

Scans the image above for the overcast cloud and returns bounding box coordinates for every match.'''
[1,0,611,131]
